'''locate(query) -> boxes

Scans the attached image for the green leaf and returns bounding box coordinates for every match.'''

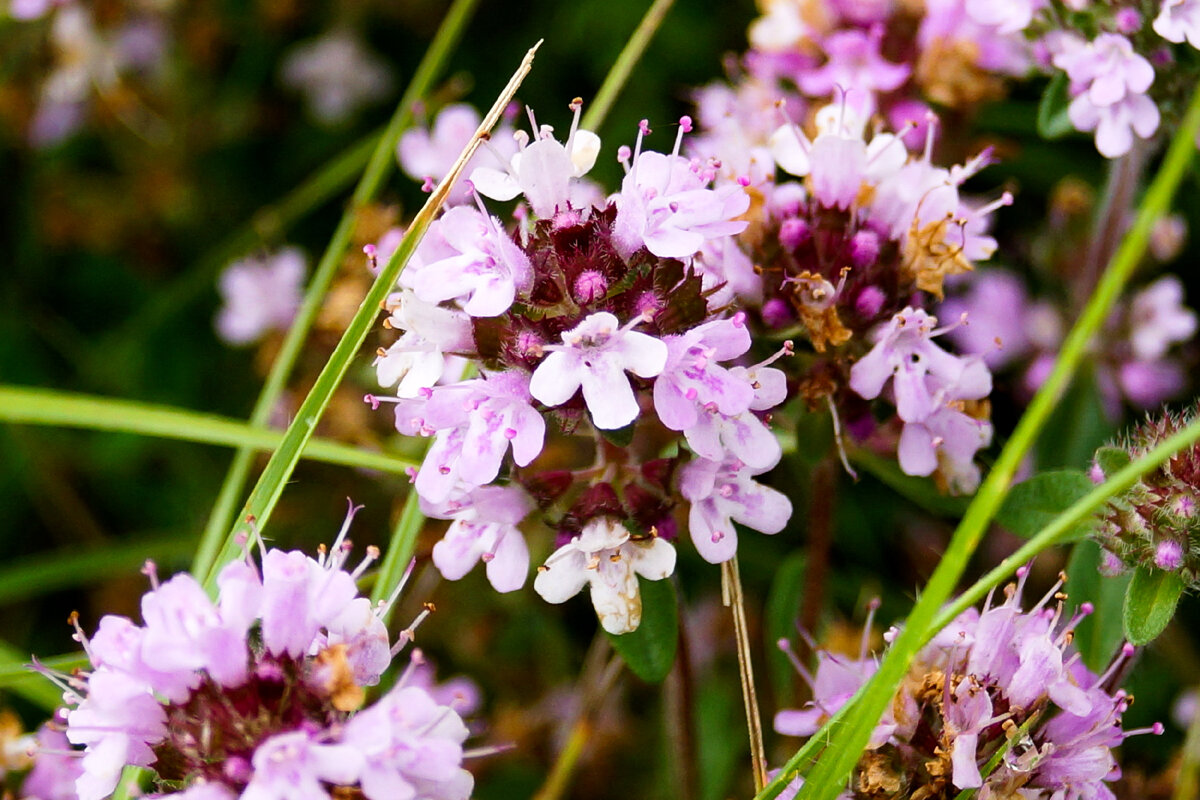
[1094,446,1132,480]
[1065,539,1131,671]
[1123,566,1186,645]
[1037,72,1075,140]
[996,470,1096,541]
[597,420,636,448]
[764,551,806,705]
[606,577,678,683]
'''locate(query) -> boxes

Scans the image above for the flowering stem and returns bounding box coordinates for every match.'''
[1077,140,1147,308]
[784,80,1200,800]
[724,555,768,792]
[0,385,419,475]
[533,636,623,800]
[189,0,483,582]
[580,0,677,132]
[799,458,836,655]
[765,411,1200,797]
[199,42,541,591]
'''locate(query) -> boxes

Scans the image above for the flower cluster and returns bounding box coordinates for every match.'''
[734,0,1200,161]
[48,506,475,800]
[370,102,792,633]
[692,95,1004,493]
[1093,403,1200,582]
[774,572,1162,799]
[943,270,1196,416]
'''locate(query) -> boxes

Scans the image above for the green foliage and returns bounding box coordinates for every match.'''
[1123,565,1187,645]
[606,577,679,683]
[1036,72,1075,139]
[764,551,806,705]
[1094,445,1132,479]
[1065,539,1131,671]
[995,469,1097,541]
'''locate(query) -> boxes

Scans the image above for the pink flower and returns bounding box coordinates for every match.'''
[534,517,676,634]
[280,31,392,125]
[215,248,305,345]
[424,484,534,592]
[849,308,992,423]
[679,455,793,563]
[241,731,362,800]
[470,107,600,218]
[399,206,533,318]
[653,317,755,431]
[342,685,473,800]
[613,150,750,259]
[410,371,546,503]
[1155,0,1200,49]
[1054,33,1159,158]
[397,103,516,204]
[799,28,909,113]
[1127,275,1197,361]
[529,311,668,430]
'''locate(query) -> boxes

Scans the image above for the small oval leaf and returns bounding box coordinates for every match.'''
[996,470,1096,541]
[1123,566,1186,645]
[606,576,678,683]
[1037,72,1075,140]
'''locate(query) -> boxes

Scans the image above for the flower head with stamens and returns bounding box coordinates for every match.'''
[49,504,475,800]
[775,572,1163,799]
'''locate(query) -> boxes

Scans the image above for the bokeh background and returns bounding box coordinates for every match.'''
[2,2,1199,798]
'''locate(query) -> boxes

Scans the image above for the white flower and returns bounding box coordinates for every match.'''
[534,518,676,635]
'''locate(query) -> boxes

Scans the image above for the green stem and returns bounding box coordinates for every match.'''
[0,385,418,475]
[784,81,1200,800]
[767,412,1200,799]
[369,490,424,626]
[190,0,482,580]
[580,0,677,132]
[200,43,540,590]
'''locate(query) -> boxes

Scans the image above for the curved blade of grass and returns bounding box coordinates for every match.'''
[201,42,542,590]
[190,0,483,580]
[580,0,677,132]
[369,0,681,611]
[0,385,418,475]
[783,81,1200,800]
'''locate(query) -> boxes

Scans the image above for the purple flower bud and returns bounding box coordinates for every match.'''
[849,229,880,267]
[573,270,609,304]
[854,285,886,319]
[779,218,810,250]
[1155,539,1185,571]
[761,298,794,329]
